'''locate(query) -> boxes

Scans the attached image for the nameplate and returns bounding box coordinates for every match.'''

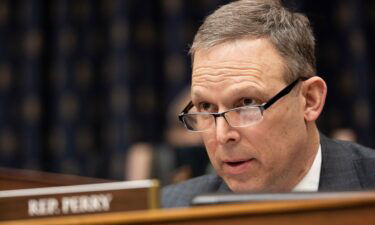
[0,180,159,221]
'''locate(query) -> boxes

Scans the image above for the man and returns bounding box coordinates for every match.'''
[162,0,375,208]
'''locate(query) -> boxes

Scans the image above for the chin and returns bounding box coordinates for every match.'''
[224,177,265,193]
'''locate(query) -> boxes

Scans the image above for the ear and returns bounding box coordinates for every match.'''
[301,76,327,122]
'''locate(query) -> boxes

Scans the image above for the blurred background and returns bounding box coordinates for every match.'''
[0,0,374,182]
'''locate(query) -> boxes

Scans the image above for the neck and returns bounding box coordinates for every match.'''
[290,123,320,190]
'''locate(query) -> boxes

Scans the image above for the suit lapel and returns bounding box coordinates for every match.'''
[217,179,232,193]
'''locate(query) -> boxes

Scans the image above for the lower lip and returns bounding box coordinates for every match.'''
[223,159,253,175]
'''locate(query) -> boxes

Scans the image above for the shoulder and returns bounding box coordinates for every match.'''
[340,140,375,188]
[324,136,375,159]
[320,135,375,189]
[161,174,223,208]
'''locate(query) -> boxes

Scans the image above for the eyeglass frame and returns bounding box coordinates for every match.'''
[178,77,307,132]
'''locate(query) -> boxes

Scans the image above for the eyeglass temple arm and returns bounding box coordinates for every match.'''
[178,101,194,122]
[181,101,194,113]
[263,78,300,110]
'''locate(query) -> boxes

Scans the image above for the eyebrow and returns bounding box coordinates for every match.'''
[230,87,268,100]
[191,86,269,106]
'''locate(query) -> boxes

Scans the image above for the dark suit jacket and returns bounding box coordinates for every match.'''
[161,134,375,208]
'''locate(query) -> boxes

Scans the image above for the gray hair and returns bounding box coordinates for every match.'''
[190,0,316,83]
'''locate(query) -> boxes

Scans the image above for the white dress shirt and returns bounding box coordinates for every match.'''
[292,145,322,192]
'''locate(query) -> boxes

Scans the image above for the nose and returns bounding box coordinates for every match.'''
[215,116,240,145]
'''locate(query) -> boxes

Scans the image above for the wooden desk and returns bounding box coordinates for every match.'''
[0,167,110,190]
[1,191,375,225]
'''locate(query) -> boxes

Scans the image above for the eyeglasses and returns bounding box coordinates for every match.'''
[178,78,303,132]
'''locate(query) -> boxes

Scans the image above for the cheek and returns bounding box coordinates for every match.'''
[242,108,300,160]
[201,131,215,145]
[242,128,278,161]
[201,132,218,159]
[261,101,303,137]
[252,106,305,166]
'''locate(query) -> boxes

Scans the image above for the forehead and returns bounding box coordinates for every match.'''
[191,38,286,100]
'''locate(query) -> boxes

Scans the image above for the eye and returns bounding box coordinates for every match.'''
[239,98,255,107]
[198,102,215,112]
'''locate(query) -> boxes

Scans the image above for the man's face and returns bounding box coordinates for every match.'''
[191,38,313,192]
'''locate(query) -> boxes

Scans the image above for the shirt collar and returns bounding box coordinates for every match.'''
[292,144,322,192]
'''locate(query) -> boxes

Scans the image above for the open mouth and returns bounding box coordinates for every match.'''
[223,159,253,174]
